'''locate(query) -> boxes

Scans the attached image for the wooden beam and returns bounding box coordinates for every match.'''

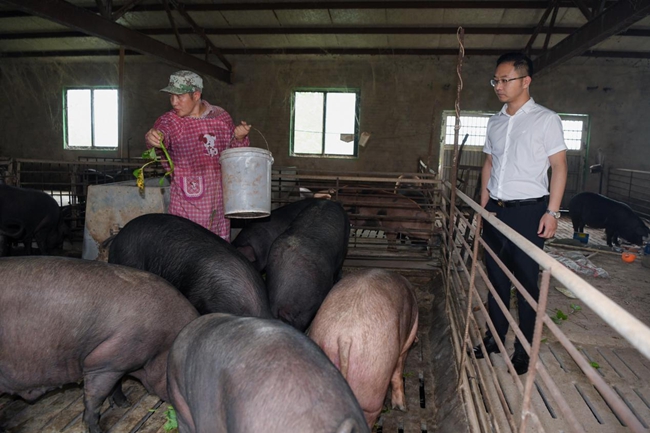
[168,0,231,71]
[543,1,560,51]
[112,0,144,21]
[571,0,593,20]
[1,0,231,83]
[0,0,620,17]
[4,47,650,58]
[9,25,650,39]
[162,0,183,51]
[534,0,650,74]
[524,0,558,53]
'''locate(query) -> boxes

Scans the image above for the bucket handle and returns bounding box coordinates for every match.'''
[228,127,270,152]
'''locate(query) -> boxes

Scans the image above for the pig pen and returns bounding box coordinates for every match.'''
[1,169,472,433]
[0,270,461,433]
[6,168,649,433]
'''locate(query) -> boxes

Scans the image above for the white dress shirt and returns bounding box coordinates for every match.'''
[483,98,567,201]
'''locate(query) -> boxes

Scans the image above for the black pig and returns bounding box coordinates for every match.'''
[0,256,199,433]
[569,192,650,247]
[266,199,350,331]
[108,213,272,318]
[167,313,369,433]
[232,198,317,271]
[0,184,65,256]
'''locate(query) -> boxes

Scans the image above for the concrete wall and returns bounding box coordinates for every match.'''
[1,55,649,193]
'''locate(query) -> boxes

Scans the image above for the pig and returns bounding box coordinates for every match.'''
[569,192,650,247]
[0,256,199,433]
[332,188,433,250]
[108,213,272,318]
[0,184,65,256]
[266,199,350,331]
[167,313,370,433]
[231,198,316,271]
[308,269,419,427]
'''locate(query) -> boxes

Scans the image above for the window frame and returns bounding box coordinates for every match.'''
[441,110,589,152]
[63,86,119,151]
[290,88,360,158]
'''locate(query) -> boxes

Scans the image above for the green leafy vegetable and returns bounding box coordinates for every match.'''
[164,406,178,432]
[133,136,174,193]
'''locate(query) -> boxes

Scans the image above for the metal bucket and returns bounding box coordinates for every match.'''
[220,147,274,219]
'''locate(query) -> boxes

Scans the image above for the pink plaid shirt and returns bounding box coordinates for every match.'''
[149,101,249,241]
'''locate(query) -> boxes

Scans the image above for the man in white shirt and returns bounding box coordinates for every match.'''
[472,52,568,375]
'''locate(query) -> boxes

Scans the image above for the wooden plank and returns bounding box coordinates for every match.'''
[345,258,437,271]
[99,382,148,432]
[0,394,18,413]
[0,400,30,428]
[108,393,161,433]
[18,388,81,432]
[40,391,85,433]
[3,388,79,432]
[61,380,140,433]
[135,402,168,433]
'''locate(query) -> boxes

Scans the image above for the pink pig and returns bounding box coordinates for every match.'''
[308,268,419,427]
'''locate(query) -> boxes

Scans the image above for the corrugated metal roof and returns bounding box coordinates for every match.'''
[1,0,649,77]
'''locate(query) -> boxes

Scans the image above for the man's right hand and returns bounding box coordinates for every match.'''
[146,128,164,148]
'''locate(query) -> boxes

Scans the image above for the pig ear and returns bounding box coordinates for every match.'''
[236,245,258,264]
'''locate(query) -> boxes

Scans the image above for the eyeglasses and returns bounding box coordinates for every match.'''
[490,76,528,87]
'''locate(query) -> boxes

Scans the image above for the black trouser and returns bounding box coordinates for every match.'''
[482,198,547,352]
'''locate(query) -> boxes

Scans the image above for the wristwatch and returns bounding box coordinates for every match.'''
[545,209,561,219]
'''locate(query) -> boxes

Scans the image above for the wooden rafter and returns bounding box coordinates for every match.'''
[543,0,560,51]
[162,0,184,51]
[572,0,593,20]
[168,0,231,71]
[525,0,558,53]
[7,25,650,39]
[112,0,144,21]
[1,0,231,83]
[534,0,650,73]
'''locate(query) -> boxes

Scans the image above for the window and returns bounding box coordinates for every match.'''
[291,89,359,157]
[442,111,588,151]
[444,113,492,147]
[64,88,118,149]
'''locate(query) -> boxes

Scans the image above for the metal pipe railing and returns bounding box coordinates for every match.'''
[441,180,650,432]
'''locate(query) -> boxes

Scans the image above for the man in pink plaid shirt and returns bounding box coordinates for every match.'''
[145,70,250,242]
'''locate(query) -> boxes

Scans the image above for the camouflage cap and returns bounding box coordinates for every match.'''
[160,70,203,94]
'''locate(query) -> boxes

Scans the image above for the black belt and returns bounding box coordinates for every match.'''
[491,196,548,208]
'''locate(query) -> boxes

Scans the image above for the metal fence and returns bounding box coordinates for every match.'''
[607,168,650,218]
[441,181,650,432]
[271,167,442,262]
[1,158,166,242]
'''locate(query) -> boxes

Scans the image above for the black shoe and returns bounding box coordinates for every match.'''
[511,349,530,375]
[472,336,500,359]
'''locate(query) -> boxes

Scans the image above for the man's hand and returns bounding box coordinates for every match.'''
[538,213,558,238]
[234,121,252,141]
[146,128,164,148]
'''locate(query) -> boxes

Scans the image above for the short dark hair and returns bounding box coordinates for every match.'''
[496,52,533,78]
